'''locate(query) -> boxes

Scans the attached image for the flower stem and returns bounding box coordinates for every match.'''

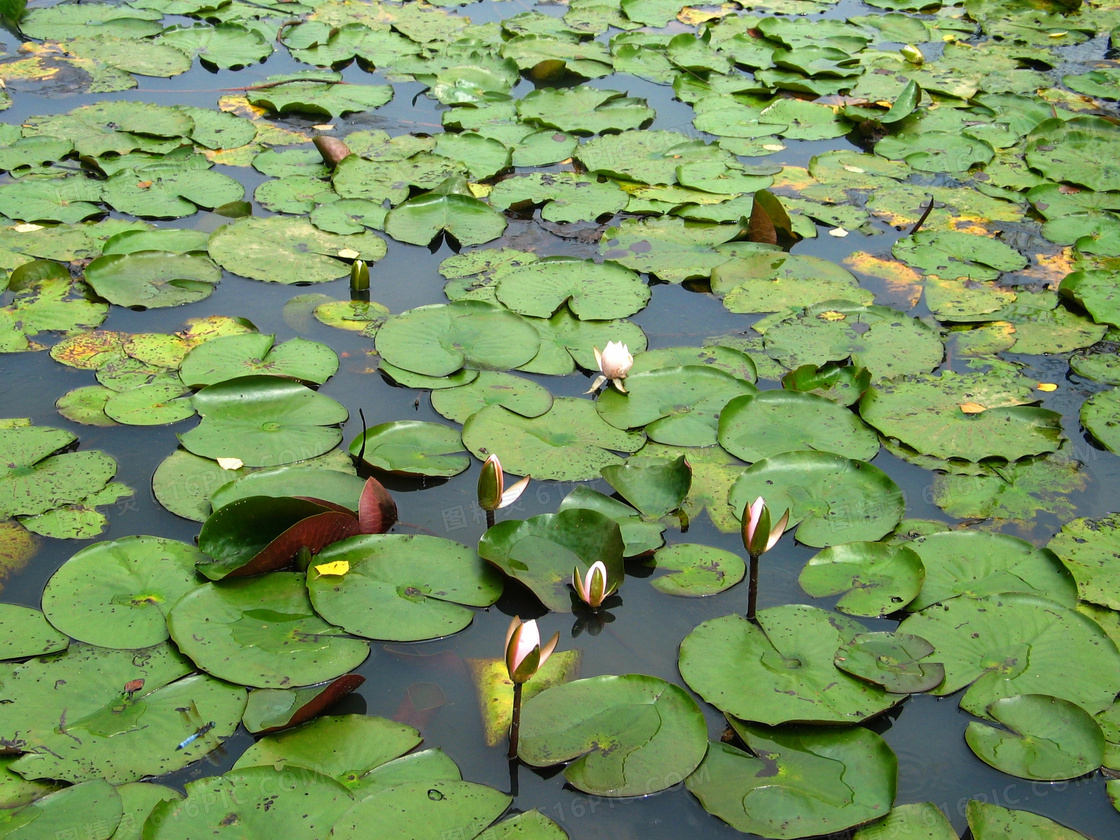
[507,682,523,759]
[746,552,760,625]
[486,509,495,530]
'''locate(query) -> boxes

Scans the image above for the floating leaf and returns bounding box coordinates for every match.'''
[495,257,650,320]
[679,607,902,725]
[647,543,745,596]
[517,87,654,135]
[0,781,122,840]
[329,779,510,840]
[463,399,645,482]
[600,454,691,518]
[1048,514,1120,610]
[687,722,896,840]
[167,572,370,688]
[179,334,339,388]
[853,803,957,840]
[180,375,348,468]
[41,536,204,648]
[84,252,221,309]
[728,451,904,547]
[308,534,503,641]
[469,650,583,748]
[242,675,367,734]
[0,425,116,520]
[479,508,624,611]
[966,800,1093,839]
[799,542,924,617]
[898,594,1120,717]
[834,631,944,693]
[385,188,508,247]
[965,694,1105,781]
[375,301,540,377]
[718,390,880,463]
[247,74,393,118]
[0,604,68,660]
[556,486,665,557]
[518,674,708,797]
[430,372,554,425]
[349,421,470,477]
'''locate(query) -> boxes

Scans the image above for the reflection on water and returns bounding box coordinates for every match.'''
[3,0,1120,836]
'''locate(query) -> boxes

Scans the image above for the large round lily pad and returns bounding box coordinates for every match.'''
[596,366,756,447]
[329,779,510,840]
[0,426,116,519]
[307,534,503,641]
[1025,116,1120,193]
[966,800,1094,839]
[905,531,1077,611]
[180,375,348,468]
[179,334,339,388]
[478,508,624,612]
[897,593,1120,717]
[167,572,370,687]
[647,544,745,596]
[495,257,650,320]
[686,722,896,840]
[762,302,943,380]
[1048,513,1120,610]
[859,371,1064,463]
[965,694,1105,781]
[834,631,944,694]
[209,216,386,284]
[41,536,204,648]
[0,604,68,660]
[728,451,904,547]
[349,421,470,477]
[430,372,553,424]
[799,541,923,617]
[375,300,541,377]
[147,766,356,840]
[679,606,903,725]
[84,252,222,309]
[462,399,645,481]
[518,674,708,797]
[718,390,880,462]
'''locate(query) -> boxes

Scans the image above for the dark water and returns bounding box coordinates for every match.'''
[2,2,1119,838]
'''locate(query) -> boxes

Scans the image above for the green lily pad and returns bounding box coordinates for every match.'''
[462,399,645,482]
[967,800,1093,839]
[679,607,902,725]
[599,216,762,284]
[385,189,507,248]
[853,803,957,839]
[308,534,503,641]
[517,87,654,136]
[247,73,393,118]
[209,467,367,514]
[147,766,356,840]
[860,372,1064,463]
[834,631,945,693]
[179,334,339,388]
[167,572,370,688]
[629,345,757,382]
[209,216,387,284]
[1025,116,1120,193]
[556,486,665,557]
[893,230,1027,281]
[518,674,707,797]
[41,536,204,648]
[495,257,649,320]
[329,779,510,840]
[101,381,194,426]
[647,543,745,596]
[241,676,367,734]
[713,252,872,314]
[799,542,924,617]
[1080,387,1120,454]
[600,454,691,518]
[0,604,68,660]
[686,722,896,840]
[719,390,880,463]
[762,301,943,381]
[0,780,122,840]
[431,372,554,424]
[596,366,756,447]
[375,300,541,377]
[233,714,421,782]
[84,251,221,309]
[180,375,348,468]
[1048,514,1120,610]
[0,264,108,352]
[905,531,1077,612]
[349,421,469,477]
[519,310,647,376]
[112,783,182,840]
[781,362,871,407]
[965,694,1105,781]
[0,425,116,519]
[728,451,904,547]
[897,593,1120,717]
[479,508,624,611]
[489,172,627,223]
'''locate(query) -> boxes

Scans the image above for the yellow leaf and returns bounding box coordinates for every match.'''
[1037,383,1058,392]
[337,248,360,259]
[843,251,923,310]
[468,182,491,199]
[216,457,243,470]
[314,560,350,578]
[959,402,986,414]
[819,310,847,322]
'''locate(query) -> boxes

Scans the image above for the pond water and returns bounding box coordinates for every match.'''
[3,0,1120,837]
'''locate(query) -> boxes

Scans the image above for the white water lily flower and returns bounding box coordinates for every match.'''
[585,341,634,394]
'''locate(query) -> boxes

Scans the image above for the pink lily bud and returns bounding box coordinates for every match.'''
[572,561,617,608]
[504,616,560,685]
[741,496,790,558]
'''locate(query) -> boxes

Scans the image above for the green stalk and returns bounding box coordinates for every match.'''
[507,682,523,759]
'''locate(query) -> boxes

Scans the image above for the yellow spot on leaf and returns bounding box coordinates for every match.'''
[468,182,491,199]
[216,457,243,470]
[1037,383,1058,392]
[337,248,360,260]
[314,560,350,578]
[959,402,986,414]
[819,310,847,322]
